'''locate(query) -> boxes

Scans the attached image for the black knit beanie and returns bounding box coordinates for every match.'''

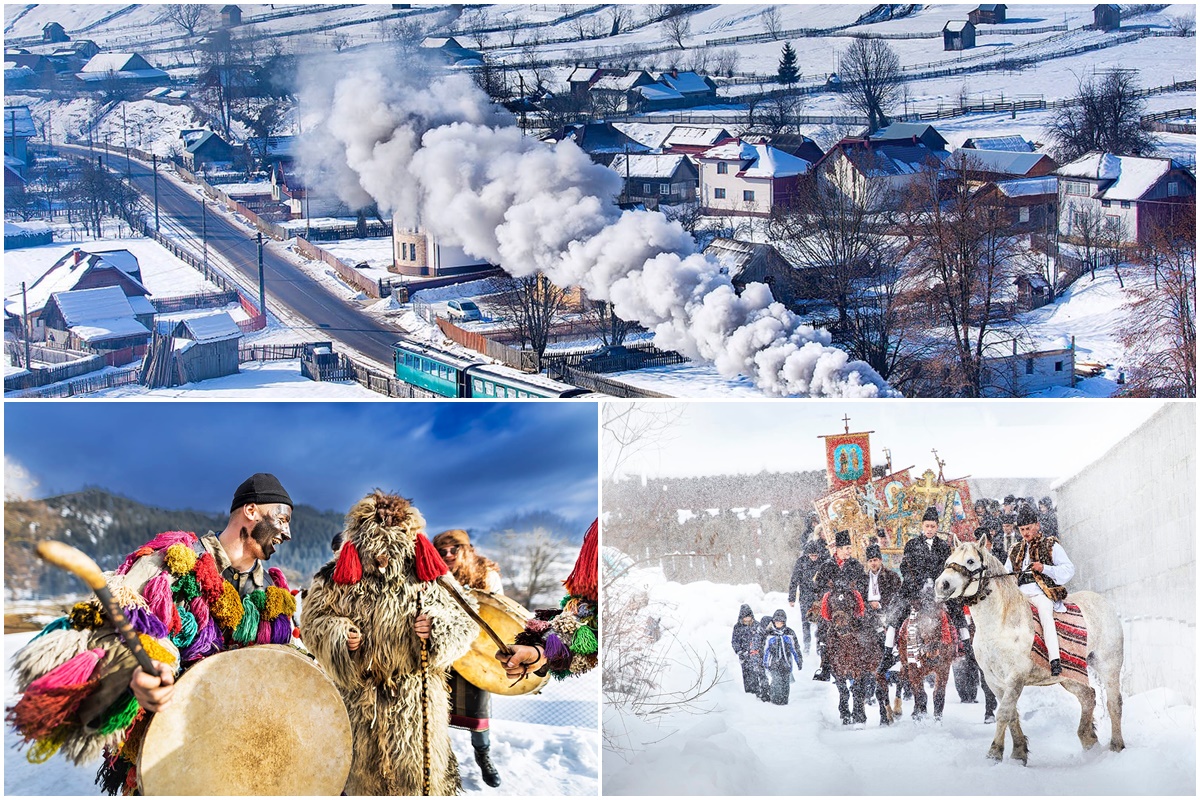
[230,472,293,512]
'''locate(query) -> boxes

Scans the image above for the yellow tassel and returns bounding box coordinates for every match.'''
[209,582,244,631]
[137,634,177,667]
[264,586,296,620]
[26,727,69,763]
[69,602,104,630]
[162,544,198,576]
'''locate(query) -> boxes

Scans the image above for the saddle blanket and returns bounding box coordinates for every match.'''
[899,607,954,648]
[1030,602,1089,684]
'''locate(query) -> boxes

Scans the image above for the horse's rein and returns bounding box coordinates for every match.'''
[943,560,1016,606]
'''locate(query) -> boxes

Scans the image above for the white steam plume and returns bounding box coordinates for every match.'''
[298,63,896,398]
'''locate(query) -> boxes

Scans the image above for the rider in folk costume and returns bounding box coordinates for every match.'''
[7,473,299,795]
[731,604,764,696]
[302,491,476,796]
[863,544,901,631]
[811,530,867,681]
[788,539,828,653]
[432,529,503,788]
[879,507,970,673]
[1005,504,1075,676]
[761,609,804,705]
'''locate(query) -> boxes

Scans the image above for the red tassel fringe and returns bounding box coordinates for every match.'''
[414,534,448,582]
[332,540,363,585]
[6,679,99,741]
[563,519,598,599]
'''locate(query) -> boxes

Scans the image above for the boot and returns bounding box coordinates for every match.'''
[812,649,832,681]
[878,647,898,673]
[475,746,501,788]
[1049,659,1062,677]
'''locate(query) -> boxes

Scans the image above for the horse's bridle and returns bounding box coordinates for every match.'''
[942,558,1015,606]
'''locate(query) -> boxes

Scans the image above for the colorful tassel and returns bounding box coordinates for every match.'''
[414,533,448,582]
[210,582,244,631]
[543,632,569,665]
[255,619,272,645]
[136,634,177,667]
[332,539,363,584]
[26,726,69,763]
[232,594,261,644]
[118,711,148,762]
[267,567,290,591]
[181,618,221,663]
[96,751,135,796]
[171,572,200,602]
[570,625,598,655]
[170,608,198,649]
[115,531,197,574]
[188,596,210,632]
[6,679,99,741]
[271,614,293,644]
[193,553,224,604]
[69,602,104,630]
[96,692,140,736]
[264,586,295,620]
[141,572,174,628]
[26,648,105,694]
[32,617,72,641]
[124,607,168,640]
[563,519,598,599]
[162,544,198,576]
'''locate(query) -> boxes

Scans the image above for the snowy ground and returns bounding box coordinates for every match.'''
[83,359,380,399]
[603,566,1196,795]
[4,631,597,796]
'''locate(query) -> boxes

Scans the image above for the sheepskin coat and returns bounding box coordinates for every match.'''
[302,492,476,796]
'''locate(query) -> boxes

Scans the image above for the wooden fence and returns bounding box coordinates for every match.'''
[150,290,240,315]
[8,368,141,398]
[436,317,536,371]
[549,363,673,398]
[3,343,105,391]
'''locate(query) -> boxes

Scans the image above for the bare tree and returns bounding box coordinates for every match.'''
[160,4,211,37]
[506,14,525,47]
[1062,202,1107,281]
[1169,12,1196,35]
[607,5,632,36]
[712,48,740,78]
[1047,70,1157,161]
[569,12,594,41]
[490,273,569,372]
[583,298,636,347]
[839,37,904,132]
[601,402,685,480]
[900,152,1022,397]
[494,528,571,608]
[762,5,784,40]
[461,8,489,50]
[663,14,692,49]
[1121,209,1196,396]
[329,30,349,53]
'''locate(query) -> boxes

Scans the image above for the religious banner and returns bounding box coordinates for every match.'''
[943,478,977,544]
[821,431,872,490]
[865,467,913,549]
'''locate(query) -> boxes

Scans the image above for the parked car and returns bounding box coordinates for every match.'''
[447,299,482,322]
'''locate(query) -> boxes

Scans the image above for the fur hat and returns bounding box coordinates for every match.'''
[1016,504,1039,527]
[1003,494,1016,505]
[922,506,940,523]
[834,530,851,547]
[864,544,882,561]
[230,473,292,512]
[974,526,991,543]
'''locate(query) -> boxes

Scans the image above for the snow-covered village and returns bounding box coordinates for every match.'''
[601,401,1195,794]
[3,3,1196,398]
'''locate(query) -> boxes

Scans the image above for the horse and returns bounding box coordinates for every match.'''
[936,542,1124,765]
[895,593,958,721]
[824,588,892,727]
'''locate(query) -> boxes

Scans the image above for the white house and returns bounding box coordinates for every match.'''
[695,139,811,216]
[1056,152,1196,245]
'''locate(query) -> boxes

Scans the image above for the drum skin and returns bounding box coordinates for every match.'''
[453,590,550,696]
[137,645,352,796]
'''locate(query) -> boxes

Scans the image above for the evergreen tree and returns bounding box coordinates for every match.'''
[777,42,799,85]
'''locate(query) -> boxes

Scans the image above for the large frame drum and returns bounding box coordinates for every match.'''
[453,590,550,696]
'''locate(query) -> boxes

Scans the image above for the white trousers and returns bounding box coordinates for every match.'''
[1020,583,1060,661]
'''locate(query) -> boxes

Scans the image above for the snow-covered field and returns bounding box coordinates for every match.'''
[4,631,597,796]
[603,565,1195,795]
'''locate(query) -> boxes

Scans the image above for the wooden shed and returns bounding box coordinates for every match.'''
[221,5,243,26]
[943,20,976,51]
[968,4,1007,24]
[170,311,242,384]
[42,22,68,43]
[1093,4,1120,31]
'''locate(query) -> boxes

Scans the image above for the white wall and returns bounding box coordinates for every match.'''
[698,161,773,215]
[1055,403,1196,703]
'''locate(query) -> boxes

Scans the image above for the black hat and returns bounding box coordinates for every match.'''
[804,539,824,556]
[1016,505,1039,527]
[1003,494,1016,505]
[1001,513,1016,526]
[1039,496,1053,508]
[974,526,991,543]
[834,529,851,547]
[773,608,787,623]
[864,544,882,561]
[922,506,940,523]
[230,472,293,512]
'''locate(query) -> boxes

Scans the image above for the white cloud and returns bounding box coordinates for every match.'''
[4,456,39,501]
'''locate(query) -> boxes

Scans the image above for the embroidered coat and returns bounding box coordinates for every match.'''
[1007,536,1069,602]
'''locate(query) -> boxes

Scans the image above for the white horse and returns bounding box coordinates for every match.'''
[935,542,1124,764]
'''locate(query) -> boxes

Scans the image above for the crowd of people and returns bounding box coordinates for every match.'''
[731,492,1071,708]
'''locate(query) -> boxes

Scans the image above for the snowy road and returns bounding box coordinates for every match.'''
[604,572,1195,795]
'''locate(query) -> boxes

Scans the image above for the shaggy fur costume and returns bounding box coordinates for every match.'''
[302,491,476,796]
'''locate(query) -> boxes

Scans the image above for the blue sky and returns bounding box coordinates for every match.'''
[5,402,598,533]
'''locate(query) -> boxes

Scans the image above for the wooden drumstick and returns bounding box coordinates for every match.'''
[434,576,515,656]
[36,540,159,674]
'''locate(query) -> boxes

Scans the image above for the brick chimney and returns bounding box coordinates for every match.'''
[72,248,84,266]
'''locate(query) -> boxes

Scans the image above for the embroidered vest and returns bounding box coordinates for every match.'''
[1008,536,1067,602]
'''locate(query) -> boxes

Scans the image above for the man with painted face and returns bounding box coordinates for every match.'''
[878,507,969,673]
[1005,504,1074,676]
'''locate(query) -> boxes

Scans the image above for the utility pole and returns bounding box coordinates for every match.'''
[121,103,131,183]
[257,231,266,319]
[202,197,208,276]
[21,282,30,370]
[152,154,160,232]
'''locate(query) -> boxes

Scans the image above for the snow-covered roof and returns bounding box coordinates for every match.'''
[568,67,601,83]
[954,148,1050,176]
[657,71,713,96]
[838,140,948,177]
[611,122,673,149]
[3,106,36,138]
[1057,152,1177,201]
[49,286,149,342]
[86,248,140,277]
[185,130,230,154]
[945,20,972,32]
[609,153,692,180]
[964,135,1033,152]
[994,176,1057,197]
[127,295,156,316]
[175,311,241,342]
[593,72,650,92]
[700,140,811,178]
[665,125,730,148]
[635,84,684,102]
[20,248,149,314]
[71,316,151,343]
[703,238,760,277]
[80,53,148,73]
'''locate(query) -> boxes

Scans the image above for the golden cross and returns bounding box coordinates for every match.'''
[932,448,946,481]
[911,469,943,507]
